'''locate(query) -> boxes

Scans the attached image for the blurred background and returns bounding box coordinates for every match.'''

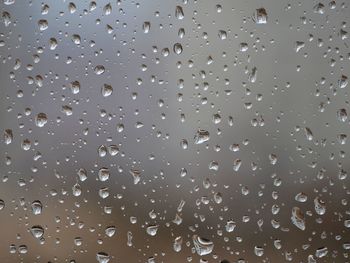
[0,0,350,262]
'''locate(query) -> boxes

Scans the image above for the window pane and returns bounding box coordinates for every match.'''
[0,0,349,262]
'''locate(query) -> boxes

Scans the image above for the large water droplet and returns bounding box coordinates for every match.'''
[192,235,214,256]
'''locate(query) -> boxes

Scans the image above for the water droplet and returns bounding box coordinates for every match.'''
[178,28,185,38]
[9,244,16,254]
[291,207,305,230]
[70,81,80,94]
[218,30,227,40]
[314,197,326,215]
[98,168,110,182]
[98,145,107,157]
[339,75,348,88]
[74,237,82,246]
[295,192,308,202]
[295,41,305,53]
[337,133,347,145]
[209,161,219,171]
[233,159,242,171]
[94,65,105,75]
[127,231,133,247]
[130,169,141,184]
[180,139,188,149]
[99,187,109,199]
[173,43,183,54]
[30,225,44,239]
[49,38,57,50]
[146,225,159,236]
[68,2,76,14]
[240,43,248,52]
[3,0,15,5]
[96,252,110,263]
[108,145,119,156]
[105,226,116,237]
[38,19,48,31]
[248,67,257,83]
[315,247,328,258]
[269,153,277,165]
[193,235,214,256]
[0,199,5,210]
[3,129,13,144]
[214,192,222,204]
[72,183,82,197]
[101,84,113,97]
[18,245,28,254]
[313,3,325,14]
[173,236,183,252]
[142,21,150,33]
[254,246,264,257]
[21,139,31,151]
[194,130,210,144]
[253,8,267,24]
[225,220,236,232]
[35,113,47,127]
[175,6,184,20]
[72,34,81,45]
[31,200,42,215]
[77,168,87,182]
[274,239,282,250]
[337,108,347,122]
[304,127,313,141]
[103,3,112,15]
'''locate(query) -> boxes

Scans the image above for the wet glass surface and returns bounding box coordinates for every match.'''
[0,0,350,262]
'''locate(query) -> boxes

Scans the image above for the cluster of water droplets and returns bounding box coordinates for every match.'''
[0,0,350,262]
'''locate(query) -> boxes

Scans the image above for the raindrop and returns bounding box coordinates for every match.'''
[173,43,183,55]
[30,225,44,239]
[68,2,76,14]
[175,6,184,19]
[35,113,47,127]
[295,192,308,202]
[31,200,42,215]
[192,235,214,256]
[70,81,80,94]
[49,38,57,50]
[77,168,87,182]
[94,65,105,75]
[96,252,110,263]
[105,226,116,237]
[72,34,81,45]
[130,169,141,184]
[142,21,150,33]
[314,197,326,215]
[38,19,48,31]
[98,168,110,182]
[254,246,264,257]
[253,8,267,24]
[180,139,188,149]
[101,84,113,97]
[146,225,159,236]
[315,247,328,258]
[3,129,13,144]
[72,183,82,197]
[291,207,306,230]
[194,130,210,144]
